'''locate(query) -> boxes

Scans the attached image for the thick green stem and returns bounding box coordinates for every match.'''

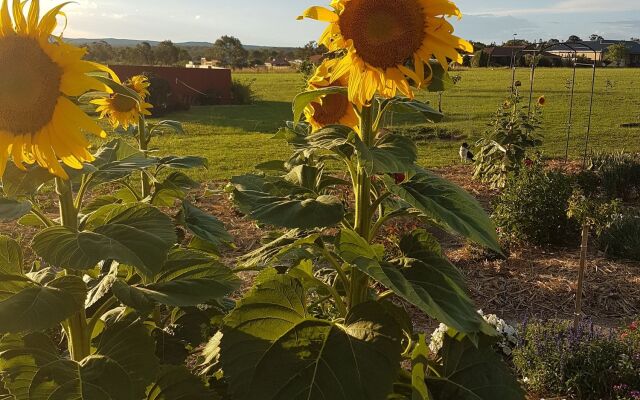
[56,178,90,361]
[349,106,374,309]
[55,178,78,232]
[138,116,151,198]
[74,174,94,211]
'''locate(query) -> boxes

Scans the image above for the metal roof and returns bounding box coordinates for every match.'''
[547,40,640,54]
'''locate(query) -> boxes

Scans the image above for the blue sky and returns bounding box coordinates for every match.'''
[41,0,640,46]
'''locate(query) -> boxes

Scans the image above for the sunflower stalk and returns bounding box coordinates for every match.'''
[349,105,374,309]
[138,115,152,198]
[55,177,90,362]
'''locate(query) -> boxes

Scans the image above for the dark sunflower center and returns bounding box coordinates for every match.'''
[311,93,349,125]
[0,36,62,135]
[110,94,138,113]
[339,0,426,69]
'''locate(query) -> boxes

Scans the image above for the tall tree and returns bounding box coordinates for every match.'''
[211,36,248,68]
[154,40,181,65]
[135,42,154,65]
[504,39,530,46]
[85,40,115,63]
[606,43,630,66]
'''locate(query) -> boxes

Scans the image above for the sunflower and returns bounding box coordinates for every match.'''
[304,60,359,133]
[299,0,473,106]
[537,96,546,106]
[0,0,117,178]
[91,76,153,130]
[128,75,151,99]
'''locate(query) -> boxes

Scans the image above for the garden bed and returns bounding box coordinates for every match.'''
[197,164,640,327]
[4,164,637,326]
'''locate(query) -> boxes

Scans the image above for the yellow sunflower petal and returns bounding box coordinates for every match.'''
[0,0,13,36]
[38,2,72,36]
[26,0,39,35]
[0,132,11,176]
[58,96,107,138]
[33,131,67,178]
[60,72,109,96]
[11,0,26,32]
[297,6,338,22]
[420,0,462,18]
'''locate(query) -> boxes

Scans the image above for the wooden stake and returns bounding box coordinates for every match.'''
[574,224,590,331]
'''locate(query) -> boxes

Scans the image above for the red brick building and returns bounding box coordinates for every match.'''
[109,65,233,111]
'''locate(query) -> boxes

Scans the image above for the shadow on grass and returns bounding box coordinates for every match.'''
[168,101,292,134]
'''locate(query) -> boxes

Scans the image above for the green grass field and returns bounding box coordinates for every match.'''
[145,68,640,181]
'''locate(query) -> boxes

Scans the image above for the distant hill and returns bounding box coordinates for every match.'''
[65,38,298,52]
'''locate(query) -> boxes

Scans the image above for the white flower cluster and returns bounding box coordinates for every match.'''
[429,323,449,355]
[429,310,519,357]
[478,310,519,356]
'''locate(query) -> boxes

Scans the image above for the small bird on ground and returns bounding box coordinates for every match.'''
[459,143,475,163]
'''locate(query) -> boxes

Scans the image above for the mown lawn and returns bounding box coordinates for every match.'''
[140,68,640,181]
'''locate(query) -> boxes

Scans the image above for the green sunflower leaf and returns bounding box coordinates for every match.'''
[384,170,502,255]
[0,276,86,334]
[33,204,176,278]
[211,275,402,400]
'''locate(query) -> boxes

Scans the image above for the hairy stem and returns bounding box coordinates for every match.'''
[138,116,151,198]
[349,105,374,309]
[55,178,78,232]
[56,178,90,362]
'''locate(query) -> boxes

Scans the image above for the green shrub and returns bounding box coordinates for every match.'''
[588,152,640,202]
[599,212,640,261]
[573,169,604,198]
[471,49,489,67]
[230,78,257,105]
[513,320,640,400]
[146,74,173,116]
[493,165,579,246]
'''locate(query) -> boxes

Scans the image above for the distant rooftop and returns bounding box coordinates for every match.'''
[547,40,640,54]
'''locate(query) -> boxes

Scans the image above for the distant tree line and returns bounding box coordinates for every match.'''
[464,34,640,68]
[81,36,326,68]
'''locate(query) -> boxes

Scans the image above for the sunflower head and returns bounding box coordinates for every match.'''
[299,0,472,106]
[537,96,546,106]
[127,75,151,99]
[0,0,118,178]
[91,91,153,130]
[304,59,359,133]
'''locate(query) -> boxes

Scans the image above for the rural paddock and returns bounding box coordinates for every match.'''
[133,68,640,182]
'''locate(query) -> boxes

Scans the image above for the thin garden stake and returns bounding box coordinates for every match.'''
[565,64,578,162]
[574,224,590,331]
[583,63,597,167]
